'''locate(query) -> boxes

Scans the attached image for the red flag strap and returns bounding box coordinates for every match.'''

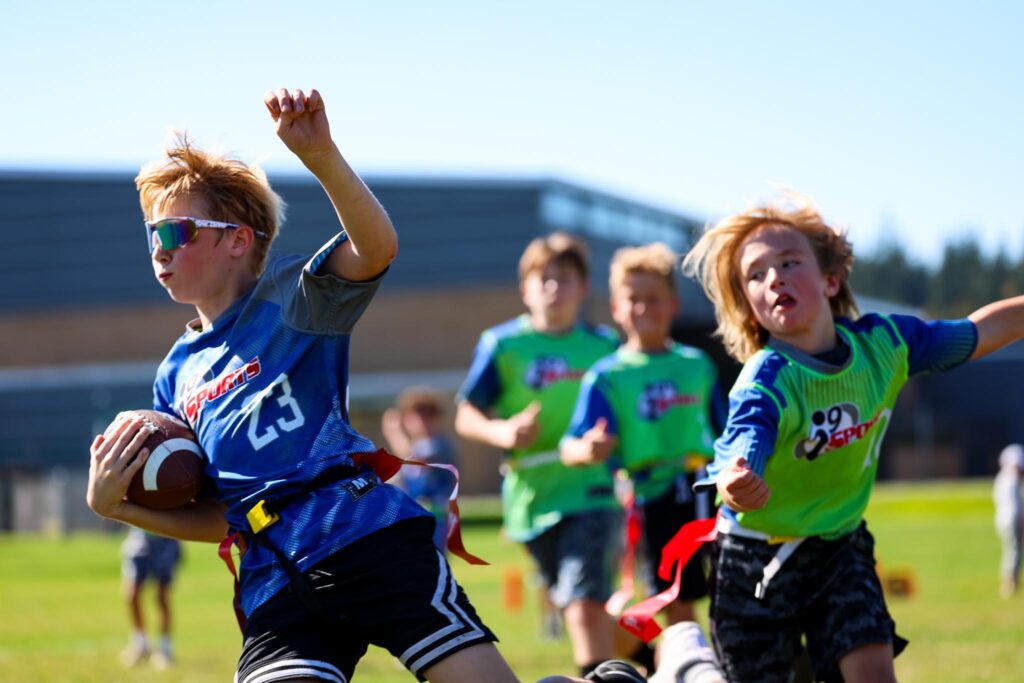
[618,514,718,643]
[217,532,247,632]
[351,449,488,565]
[606,493,641,616]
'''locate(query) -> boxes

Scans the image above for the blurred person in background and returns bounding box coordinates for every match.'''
[120,527,181,669]
[994,443,1024,598]
[455,232,626,677]
[381,386,460,551]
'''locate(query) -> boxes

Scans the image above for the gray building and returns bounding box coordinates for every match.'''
[0,171,1019,531]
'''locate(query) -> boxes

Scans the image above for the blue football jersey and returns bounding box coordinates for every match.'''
[153,234,429,616]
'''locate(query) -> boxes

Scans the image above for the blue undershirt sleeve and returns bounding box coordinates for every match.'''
[696,385,780,490]
[456,333,501,410]
[889,315,978,376]
[565,372,617,439]
[709,378,728,436]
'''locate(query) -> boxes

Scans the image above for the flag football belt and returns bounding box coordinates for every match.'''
[507,449,561,470]
[618,514,849,642]
[218,448,487,632]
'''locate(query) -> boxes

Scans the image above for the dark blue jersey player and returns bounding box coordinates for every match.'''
[86,88,549,683]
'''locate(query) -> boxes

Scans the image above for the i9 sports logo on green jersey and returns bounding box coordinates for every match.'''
[524,356,585,390]
[636,381,700,421]
[797,402,858,461]
[795,403,890,461]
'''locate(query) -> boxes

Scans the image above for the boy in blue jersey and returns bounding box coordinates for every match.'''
[682,192,1024,683]
[86,87,552,683]
[562,243,725,646]
[455,233,628,677]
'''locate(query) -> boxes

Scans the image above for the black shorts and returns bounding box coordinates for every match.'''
[524,508,622,608]
[236,517,497,683]
[638,472,711,601]
[709,522,907,683]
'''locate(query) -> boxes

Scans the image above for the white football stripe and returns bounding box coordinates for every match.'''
[143,438,202,490]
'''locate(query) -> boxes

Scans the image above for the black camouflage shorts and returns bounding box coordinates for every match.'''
[708,522,907,683]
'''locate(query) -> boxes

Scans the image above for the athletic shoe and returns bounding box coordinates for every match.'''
[648,622,726,683]
[151,650,174,670]
[584,659,647,682]
[118,644,150,668]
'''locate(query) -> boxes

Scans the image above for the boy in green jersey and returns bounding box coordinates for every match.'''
[456,233,623,677]
[562,243,725,632]
[683,192,1024,683]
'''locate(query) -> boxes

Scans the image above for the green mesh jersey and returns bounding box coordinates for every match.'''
[565,343,723,501]
[707,314,977,539]
[458,314,620,541]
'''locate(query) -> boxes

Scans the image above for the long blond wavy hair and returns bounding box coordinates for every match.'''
[681,192,858,362]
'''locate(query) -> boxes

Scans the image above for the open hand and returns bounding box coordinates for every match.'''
[717,456,770,512]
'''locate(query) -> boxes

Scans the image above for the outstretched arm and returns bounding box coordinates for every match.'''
[265,88,397,281]
[969,295,1024,360]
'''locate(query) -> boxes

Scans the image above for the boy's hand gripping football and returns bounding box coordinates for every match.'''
[264,88,336,170]
[717,456,771,512]
[86,415,151,518]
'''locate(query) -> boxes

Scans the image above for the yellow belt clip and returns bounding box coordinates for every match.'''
[767,535,800,545]
[246,500,279,534]
[684,454,710,472]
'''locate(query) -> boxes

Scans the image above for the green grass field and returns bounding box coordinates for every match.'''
[0,480,1017,682]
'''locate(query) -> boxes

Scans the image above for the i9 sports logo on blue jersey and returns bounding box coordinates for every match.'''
[183,357,262,424]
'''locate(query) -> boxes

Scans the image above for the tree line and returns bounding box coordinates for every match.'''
[850,236,1024,318]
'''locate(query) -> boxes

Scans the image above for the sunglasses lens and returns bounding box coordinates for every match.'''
[147,219,197,252]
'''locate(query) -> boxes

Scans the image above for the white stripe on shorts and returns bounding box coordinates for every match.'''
[400,550,487,674]
[238,658,347,683]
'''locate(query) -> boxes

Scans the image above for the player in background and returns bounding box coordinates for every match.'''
[381,386,460,551]
[993,443,1024,598]
[561,243,725,673]
[119,527,181,669]
[455,233,630,677]
[682,191,1024,683]
[87,87,541,683]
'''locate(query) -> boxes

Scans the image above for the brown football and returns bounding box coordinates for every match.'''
[107,410,205,509]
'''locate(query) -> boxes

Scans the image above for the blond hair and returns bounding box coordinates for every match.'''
[518,231,589,282]
[136,132,284,275]
[682,192,857,362]
[609,242,678,295]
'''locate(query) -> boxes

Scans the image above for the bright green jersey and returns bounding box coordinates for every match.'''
[458,314,620,540]
[566,343,724,500]
[707,314,977,539]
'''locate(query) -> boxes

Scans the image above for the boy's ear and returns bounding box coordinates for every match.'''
[823,273,841,298]
[228,225,257,257]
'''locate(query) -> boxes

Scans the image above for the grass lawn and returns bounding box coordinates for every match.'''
[0,479,1017,682]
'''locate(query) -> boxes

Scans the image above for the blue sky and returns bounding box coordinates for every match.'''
[3,1,1021,263]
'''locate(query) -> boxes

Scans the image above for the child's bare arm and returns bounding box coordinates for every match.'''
[381,408,413,458]
[969,295,1024,360]
[455,401,541,451]
[87,419,228,542]
[265,88,397,282]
